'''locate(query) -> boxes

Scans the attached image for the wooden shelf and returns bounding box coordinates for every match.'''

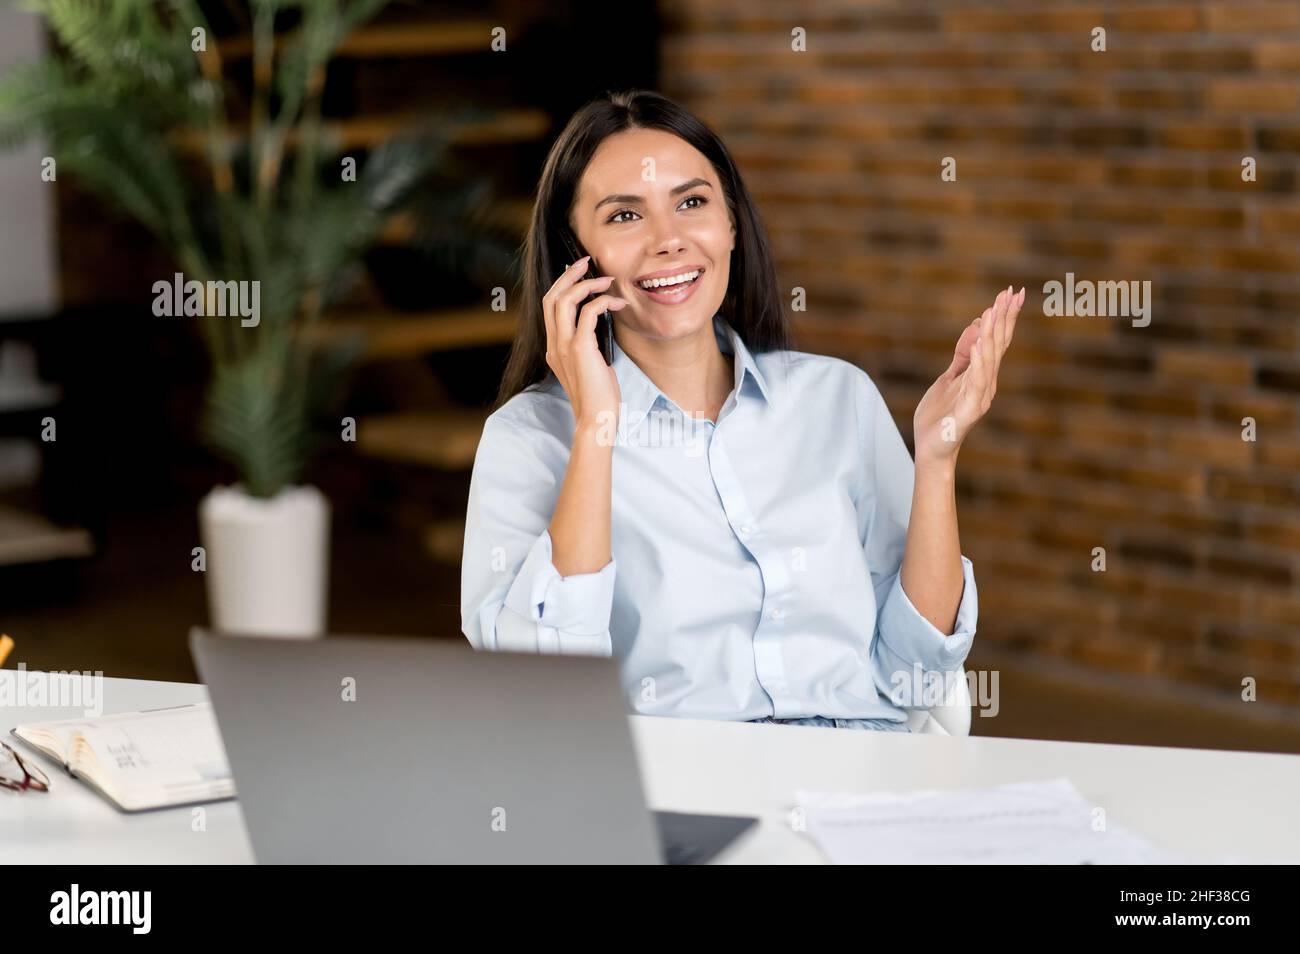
[308,307,517,360]
[219,21,503,60]
[0,381,60,413]
[423,517,466,565]
[0,503,94,566]
[355,408,489,470]
[378,197,533,245]
[172,108,549,154]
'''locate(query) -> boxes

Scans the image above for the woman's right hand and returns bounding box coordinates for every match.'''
[542,255,627,432]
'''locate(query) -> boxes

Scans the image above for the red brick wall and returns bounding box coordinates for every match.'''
[659,1,1300,714]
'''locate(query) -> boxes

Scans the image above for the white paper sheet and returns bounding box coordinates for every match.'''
[796,777,1192,864]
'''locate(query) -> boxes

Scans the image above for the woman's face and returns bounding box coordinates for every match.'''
[569,127,735,343]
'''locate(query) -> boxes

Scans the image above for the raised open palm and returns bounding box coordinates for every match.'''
[913,285,1023,465]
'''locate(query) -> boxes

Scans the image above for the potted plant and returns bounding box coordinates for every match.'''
[0,0,453,636]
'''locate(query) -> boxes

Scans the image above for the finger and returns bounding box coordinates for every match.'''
[579,297,629,337]
[546,256,596,332]
[960,328,980,392]
[576,294,628,343]
[979,336,998,414]
[1005,285,1024,347]
[947,320,981,377]
[979,329,999,405]
[543,258,589,355]
[979,305,995,361]
[991,285,1009,352]
[972,330,987,402]
[543,296,557,366]
[957,334,982,420]
[1000,286,1015,353]
[964,311,986,371]
[555,275,616,347]
[990,287,1009,377]
[555,275,616,321]
[977,332,998,402]
[999,286,1021,361]
[544,255,592,300]
[982,298,999,385]
[565,274,619,300]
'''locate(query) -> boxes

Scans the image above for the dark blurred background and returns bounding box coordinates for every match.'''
[2,0,1297,754]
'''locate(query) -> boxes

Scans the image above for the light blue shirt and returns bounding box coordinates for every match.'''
[461,314,978,724]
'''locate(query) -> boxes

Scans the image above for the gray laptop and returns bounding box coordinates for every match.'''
[190,629,757,864]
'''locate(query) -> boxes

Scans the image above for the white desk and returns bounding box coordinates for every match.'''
[5,677,1300,863]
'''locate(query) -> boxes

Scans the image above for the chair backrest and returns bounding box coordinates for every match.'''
[902,667,972,736]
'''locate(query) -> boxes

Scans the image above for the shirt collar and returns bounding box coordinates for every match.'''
[609,313,777,435]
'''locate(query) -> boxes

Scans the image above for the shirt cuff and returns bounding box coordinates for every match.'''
[876,554,978,677]
[502,528,616,637]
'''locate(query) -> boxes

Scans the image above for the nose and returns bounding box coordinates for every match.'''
[649,222,686,257]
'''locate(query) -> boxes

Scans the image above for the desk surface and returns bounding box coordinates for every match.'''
[6,677,1300,863]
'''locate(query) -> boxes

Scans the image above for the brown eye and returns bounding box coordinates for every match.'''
[607,195,706,224]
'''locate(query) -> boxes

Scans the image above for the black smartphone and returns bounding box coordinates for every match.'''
[561,231,615,365]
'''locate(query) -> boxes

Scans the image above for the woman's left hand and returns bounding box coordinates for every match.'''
[913,285,1023,467]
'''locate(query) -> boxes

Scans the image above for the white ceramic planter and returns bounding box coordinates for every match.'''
[198,484,330,638]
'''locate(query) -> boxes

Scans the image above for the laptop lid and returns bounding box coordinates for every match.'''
[190,629,664,864]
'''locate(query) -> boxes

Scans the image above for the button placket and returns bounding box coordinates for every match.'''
[707,437,794,714]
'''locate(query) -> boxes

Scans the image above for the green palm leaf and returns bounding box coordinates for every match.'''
[0,0,500,498]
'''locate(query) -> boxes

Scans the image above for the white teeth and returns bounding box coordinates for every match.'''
[637,269,700,290]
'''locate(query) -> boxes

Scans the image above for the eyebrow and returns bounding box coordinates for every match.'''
[593,178,713,211]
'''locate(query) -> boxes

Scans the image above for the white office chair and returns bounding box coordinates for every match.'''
[902,666,972,736]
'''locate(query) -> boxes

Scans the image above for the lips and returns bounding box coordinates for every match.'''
[632,268,705,306]
[634,264,706,285]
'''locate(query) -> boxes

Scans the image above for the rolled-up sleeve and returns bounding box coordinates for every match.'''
[461,413,616,657]
[501,528,616,640]
[874,555,977,682]
[851,369,979,702]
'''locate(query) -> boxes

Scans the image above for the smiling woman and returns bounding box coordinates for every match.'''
[462,89,1020,731]
[495,90,789,422]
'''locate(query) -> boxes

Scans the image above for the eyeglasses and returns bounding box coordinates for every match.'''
[0,740,49,793]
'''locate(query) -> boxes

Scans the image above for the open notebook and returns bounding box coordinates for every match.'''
[11,703,235,812]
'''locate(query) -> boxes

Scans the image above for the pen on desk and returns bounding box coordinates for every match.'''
[0,634,13,668]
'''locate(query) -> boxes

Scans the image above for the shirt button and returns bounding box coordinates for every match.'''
[740,523,754,536]
[770,607,783,619]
